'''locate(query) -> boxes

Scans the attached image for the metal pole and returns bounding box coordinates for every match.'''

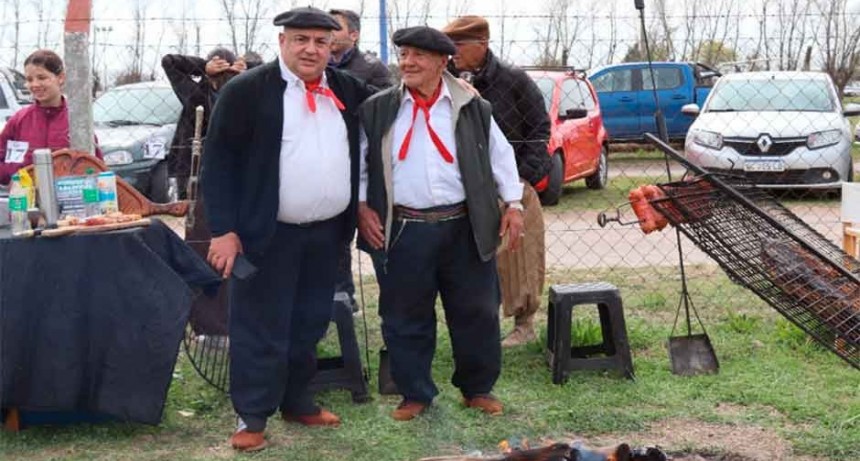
[64,0,94,155]
[379,0,388,65]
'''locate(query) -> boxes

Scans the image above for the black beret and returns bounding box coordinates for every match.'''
[392,26,457,55]
[273,6,341,30]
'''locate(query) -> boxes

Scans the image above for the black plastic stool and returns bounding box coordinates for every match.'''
[547,282,635,384]
[309,293,370,402]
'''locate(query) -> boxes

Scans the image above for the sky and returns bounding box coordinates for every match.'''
[2,0,860,82]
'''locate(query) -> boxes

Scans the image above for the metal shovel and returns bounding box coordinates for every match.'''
[667,251,719,376]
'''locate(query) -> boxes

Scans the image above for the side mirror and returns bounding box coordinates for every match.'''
[843,103,860,117]
[681,103,700,117]
[559,108,588,120]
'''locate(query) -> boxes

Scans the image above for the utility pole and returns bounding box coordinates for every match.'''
[65,0,94,155]
[379,0,388,64]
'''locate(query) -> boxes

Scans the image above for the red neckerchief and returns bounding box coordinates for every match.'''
[304,77,345,113]
[397,83,454,163]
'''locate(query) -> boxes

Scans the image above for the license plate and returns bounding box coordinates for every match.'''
[743,160,784,172]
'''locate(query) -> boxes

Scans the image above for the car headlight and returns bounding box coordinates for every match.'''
[807,129,842,149]
[691,129,723,150]
[103,150,134,166]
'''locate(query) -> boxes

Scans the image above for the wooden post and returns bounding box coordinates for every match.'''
[64,0,94,155]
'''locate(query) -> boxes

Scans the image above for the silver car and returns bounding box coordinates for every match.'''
[682,71,860,189]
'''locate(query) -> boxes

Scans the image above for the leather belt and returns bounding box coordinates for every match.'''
[393,203,467,223]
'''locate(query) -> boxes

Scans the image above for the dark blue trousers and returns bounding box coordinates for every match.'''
[229,218,341,431]
[372,215,501,404]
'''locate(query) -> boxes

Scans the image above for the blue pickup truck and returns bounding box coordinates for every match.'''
[588,62,720,141]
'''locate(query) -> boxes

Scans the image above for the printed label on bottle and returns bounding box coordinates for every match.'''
[9,196,28,211]
[83,189,99,203]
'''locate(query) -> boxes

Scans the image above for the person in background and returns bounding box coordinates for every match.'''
[328,8,392,89]
[0,49,103,185]
[326,9,392,313]
[201,7,374,452]
[161,47,249,199]
[443,16,552,346]
[357,26,524,422]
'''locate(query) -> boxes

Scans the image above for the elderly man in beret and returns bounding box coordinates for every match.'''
[443,16,552,347]
[201,6,374,452]
[357,26,524,421]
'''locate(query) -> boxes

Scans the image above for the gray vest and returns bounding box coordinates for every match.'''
[358,75,501,262]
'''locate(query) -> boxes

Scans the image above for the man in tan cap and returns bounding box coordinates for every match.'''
[443,16,552,347]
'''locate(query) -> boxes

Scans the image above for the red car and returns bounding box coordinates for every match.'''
[527,70,610,205]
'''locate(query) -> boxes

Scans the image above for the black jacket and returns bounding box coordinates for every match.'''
[161,54,216,180]
[201,61,374,253]
[330,48,392,89]
[449,50,552,186]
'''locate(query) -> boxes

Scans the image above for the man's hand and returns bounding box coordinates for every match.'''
[357,202,385,250]
[499,206,525,252]
[208,232,243,279]
[205,56,232,76]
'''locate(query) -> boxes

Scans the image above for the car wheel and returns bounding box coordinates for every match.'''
[539,152,564,206]
[585,146,609,190]
[148,160,170,203]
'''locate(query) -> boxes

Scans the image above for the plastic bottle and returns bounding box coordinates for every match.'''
[9,173,31,234]
[97,171,118,214]
[82,168,100,217]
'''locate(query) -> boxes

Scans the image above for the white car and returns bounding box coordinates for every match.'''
[682,71,859,189]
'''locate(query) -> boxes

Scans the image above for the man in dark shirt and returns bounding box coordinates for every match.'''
[328,8,392,314]
[328,9,391,88]
[443,16,552,346]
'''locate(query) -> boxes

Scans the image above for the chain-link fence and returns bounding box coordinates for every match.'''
[1,8,858,319]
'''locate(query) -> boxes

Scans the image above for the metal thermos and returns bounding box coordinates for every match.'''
[33,148,59,227]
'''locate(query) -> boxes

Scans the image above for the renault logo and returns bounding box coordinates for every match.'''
[756,134,773,153]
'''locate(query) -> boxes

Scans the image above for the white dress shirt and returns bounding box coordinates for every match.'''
[277,59,351,224]
[359,80,522,208]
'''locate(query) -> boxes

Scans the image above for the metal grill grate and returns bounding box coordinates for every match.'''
[646,134,860,369]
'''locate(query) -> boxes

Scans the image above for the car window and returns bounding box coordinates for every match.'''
[0,83,8,110]
[642,68,682,90]
[591,69,633,92]
[532,76,555,112]
[706,78,835,112]
[93,87,182,125]
[559,78,595,112]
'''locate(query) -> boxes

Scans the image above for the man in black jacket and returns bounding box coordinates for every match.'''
[443,16,552,347]
[328,9,391,88]
[201,7,373,452]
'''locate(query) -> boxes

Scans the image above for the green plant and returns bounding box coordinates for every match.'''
[773,318,824,352]
[725,311,760,334]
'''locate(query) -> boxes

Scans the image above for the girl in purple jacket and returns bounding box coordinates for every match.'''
[0,49,102,185]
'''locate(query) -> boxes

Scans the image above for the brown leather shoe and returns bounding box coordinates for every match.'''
[391,400,428,421]
[463,394,504,415]
[282,408,341,427]
[230,430,267,452]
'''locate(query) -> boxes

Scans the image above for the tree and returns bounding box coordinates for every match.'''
[694,40,738,67]
[219,0,268,54]
[621,33,672,63]
[534,0,582,67]
[815,0,860,96]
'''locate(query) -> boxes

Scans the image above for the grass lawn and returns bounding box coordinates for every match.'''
[2,266,857,460]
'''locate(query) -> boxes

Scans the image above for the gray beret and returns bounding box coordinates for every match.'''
[273,6,341,30]
[392,26,457,55]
